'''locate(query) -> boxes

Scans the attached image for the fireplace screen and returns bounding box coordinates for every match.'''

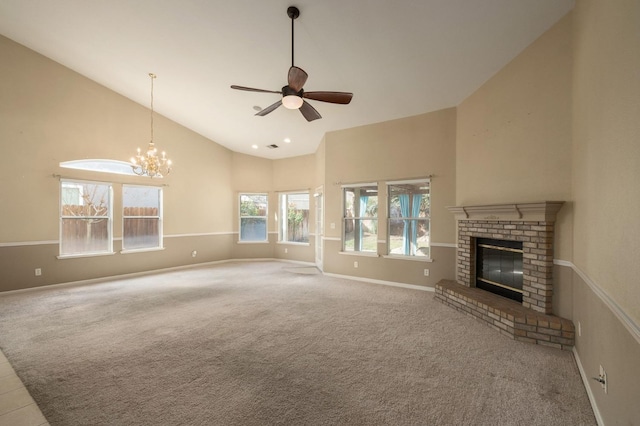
[476,238,523,302]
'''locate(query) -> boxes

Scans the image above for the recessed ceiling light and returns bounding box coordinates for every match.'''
[251,144,258,149]
[284,138,291,143]
[252,106,262,112]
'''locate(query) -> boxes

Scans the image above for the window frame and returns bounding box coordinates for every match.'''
[386,178,431,259]
[278,191,310,245]
[238,192,269,243]
[341,183,379,254]
[121,184,164,253]
[58,179,114,258]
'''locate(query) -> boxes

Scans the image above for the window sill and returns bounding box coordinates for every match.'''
[57,251,116,260]
[382,254,433,262]
[237,240,270,244]
[120,247,165,254]
[339,251,379,257]
[277,241,310,246]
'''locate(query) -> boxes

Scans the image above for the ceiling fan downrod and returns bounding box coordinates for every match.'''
[287,6,300,68]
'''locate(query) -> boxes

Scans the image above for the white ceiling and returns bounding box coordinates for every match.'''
[0,0,574,160]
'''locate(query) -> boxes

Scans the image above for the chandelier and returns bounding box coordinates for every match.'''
[130,73,172,178]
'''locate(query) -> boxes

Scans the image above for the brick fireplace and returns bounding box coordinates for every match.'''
[449,202,564,314]
[435,202,575,350]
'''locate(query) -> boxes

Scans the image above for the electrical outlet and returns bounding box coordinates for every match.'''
[578,321,581,337]
[330,223,336,229]
[424,269,430,277]
[354,261,358,268]
[34,268,42,276]
[191,251,197,258]
[600,365,607,394]
[285,248,288,253]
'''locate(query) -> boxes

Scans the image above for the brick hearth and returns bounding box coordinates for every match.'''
[438,202,574,348]
[435,279,575,350]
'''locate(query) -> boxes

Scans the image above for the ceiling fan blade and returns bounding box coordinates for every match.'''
[255,100,283,116]
[303,91,353,104]
[231,85,282,94]
[288,66,308,92]
[299,100,322,122]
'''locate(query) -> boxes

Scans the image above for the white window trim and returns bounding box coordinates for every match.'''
[339,251,379,257]
[59,178,113,257]
[340,182,377,188]
[120,247,166,255]
[238,192,269,243]
[57,251,116,260]
[385,178,431,185]
[382,254,433,262]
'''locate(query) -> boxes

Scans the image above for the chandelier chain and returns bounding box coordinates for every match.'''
[150,73,155,144]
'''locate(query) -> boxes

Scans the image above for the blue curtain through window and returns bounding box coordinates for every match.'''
[399,194,410,254]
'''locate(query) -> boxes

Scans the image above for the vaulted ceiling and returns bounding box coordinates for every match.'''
[0,0,574,159]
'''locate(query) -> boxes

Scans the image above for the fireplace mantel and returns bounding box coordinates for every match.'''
[447,201,564,222]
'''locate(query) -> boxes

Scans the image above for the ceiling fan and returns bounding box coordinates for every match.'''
[230,6,353,122]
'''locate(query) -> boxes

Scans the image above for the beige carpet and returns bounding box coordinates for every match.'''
[0,261,595,425]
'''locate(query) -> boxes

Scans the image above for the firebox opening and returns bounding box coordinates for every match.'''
[475,238,523,303]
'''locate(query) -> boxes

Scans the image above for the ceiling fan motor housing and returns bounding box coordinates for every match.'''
[282,85,302,97]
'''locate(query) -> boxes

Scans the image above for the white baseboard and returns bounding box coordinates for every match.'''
[0,258,316,297]
[572,347,605,426]
[323,272,435,292]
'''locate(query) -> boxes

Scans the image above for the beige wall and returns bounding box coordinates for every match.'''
[456,13,573,262]
[322,108,457,286]
[0,34,235,290]
[572,0,640,326]
[570,1,640,423]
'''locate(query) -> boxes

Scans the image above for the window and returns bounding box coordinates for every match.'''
[60,159,140,176]
[387,179,430,257]
[123,185,162,251]
[60,180,112,256]
[239,193,268,242]
[342,184,378,253]
[279,192,309,243]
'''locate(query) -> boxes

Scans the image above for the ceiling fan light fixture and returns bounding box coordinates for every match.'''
[282,94,303,110]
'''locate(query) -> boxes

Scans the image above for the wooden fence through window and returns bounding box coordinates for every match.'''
[60,206,159,253]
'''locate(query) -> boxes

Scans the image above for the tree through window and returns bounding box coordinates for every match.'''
[279,192,309,243]
[60,180,112,256]
[239,193,268,242]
